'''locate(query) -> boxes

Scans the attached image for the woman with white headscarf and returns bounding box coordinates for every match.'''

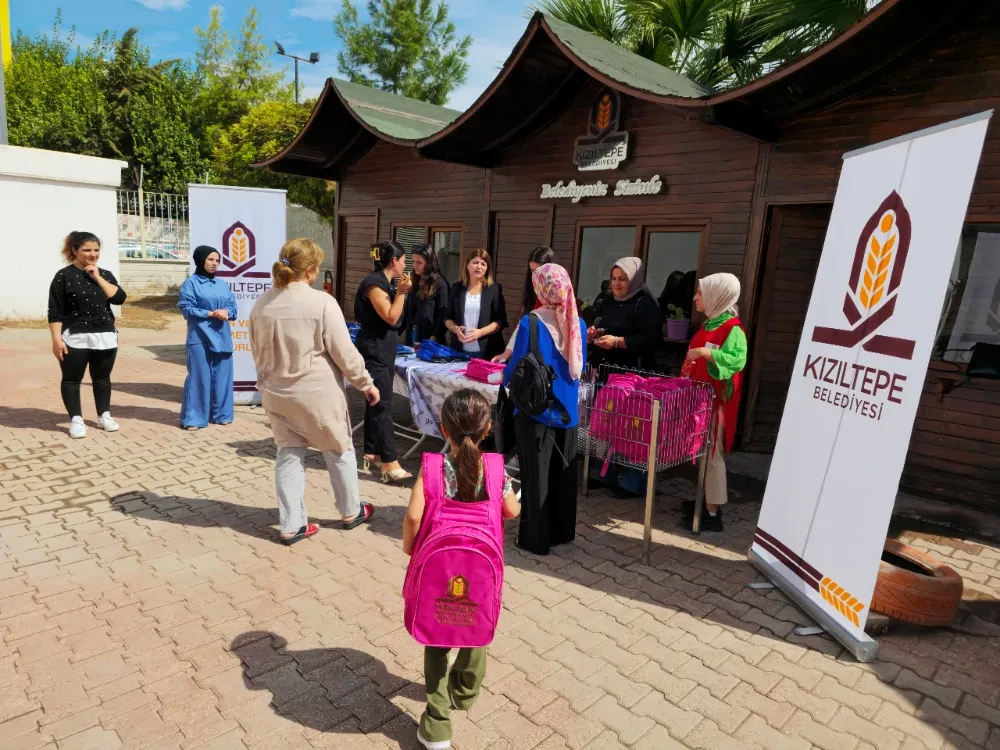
[587,256,662,372]
[681,273,748,532]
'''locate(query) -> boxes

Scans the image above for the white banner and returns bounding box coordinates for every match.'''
[188,185,286,404]
[752,112,992,646]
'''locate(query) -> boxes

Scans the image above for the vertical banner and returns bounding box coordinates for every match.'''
[188,185,286,404]
[750,112,992,661]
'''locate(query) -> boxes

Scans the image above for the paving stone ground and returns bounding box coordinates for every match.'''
[2,320,1000,750]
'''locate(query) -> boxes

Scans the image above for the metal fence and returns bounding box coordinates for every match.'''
[117,190,190,261]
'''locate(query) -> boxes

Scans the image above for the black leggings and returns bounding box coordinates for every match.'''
[359,336,398,463]
[60,346,117,418]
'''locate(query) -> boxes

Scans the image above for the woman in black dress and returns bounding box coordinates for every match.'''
[355,240,413,483]
[587,257,662,496]
[587,256,662,372]
[445,248,508,360]
[402,244,449,347]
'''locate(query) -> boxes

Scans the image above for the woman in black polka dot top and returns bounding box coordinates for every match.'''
[47,231,128,439]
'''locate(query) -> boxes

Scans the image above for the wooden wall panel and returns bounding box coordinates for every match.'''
[339,213,376,322]
[491,211,551,331]
[744,204,831,451]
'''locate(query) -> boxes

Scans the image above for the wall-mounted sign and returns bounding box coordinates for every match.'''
[574,90,629,171]
[540,175,662,203]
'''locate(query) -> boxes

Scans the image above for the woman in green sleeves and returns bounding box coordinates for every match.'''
[681,273,748,532]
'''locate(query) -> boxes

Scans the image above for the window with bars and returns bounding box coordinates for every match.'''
[391,225,463,284]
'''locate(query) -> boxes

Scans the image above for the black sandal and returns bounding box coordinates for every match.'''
[280,523,319,546]
[343,503,374,530]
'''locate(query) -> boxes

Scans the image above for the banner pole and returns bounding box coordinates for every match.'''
[749,547,878,662]
[642,399,661,565]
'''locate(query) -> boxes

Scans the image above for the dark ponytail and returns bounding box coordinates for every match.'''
[62,231,101,264]
[371,240,406,271]
[440,389,492,501]
[522,246,556,312]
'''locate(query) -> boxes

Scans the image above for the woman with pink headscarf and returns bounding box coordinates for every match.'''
[681,273,747,532]
[501,263,586,556]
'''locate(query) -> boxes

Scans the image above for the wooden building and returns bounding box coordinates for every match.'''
[262,0,1000,511]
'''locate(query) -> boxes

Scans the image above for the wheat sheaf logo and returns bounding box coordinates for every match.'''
[811,191,917,360]
[230,228,249,263]
[217,221,267,278]
[573,88,629,171]
[820,577,865,627]
[446,575,468,600]
[595,94,613,132]
[754,528,867,628]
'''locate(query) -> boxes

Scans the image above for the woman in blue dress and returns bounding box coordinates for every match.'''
[178,245,238,430]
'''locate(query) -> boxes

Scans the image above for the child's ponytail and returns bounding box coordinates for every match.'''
[440,389,493,501]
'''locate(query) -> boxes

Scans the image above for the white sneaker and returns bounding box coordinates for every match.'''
[416,730,451,750]
[98,412,120,432]
[69,416,87,439]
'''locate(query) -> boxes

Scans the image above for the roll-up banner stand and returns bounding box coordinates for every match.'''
[750,112,992,662]
[188,184,287,405]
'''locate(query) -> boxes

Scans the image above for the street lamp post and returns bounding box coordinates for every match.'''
[273,42,319,105]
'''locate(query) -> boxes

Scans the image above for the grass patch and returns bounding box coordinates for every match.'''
[0,295,182,332]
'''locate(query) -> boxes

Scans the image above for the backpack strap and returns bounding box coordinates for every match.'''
[529,313,539,355]
[421,452,446,519]
[481,452,506,532]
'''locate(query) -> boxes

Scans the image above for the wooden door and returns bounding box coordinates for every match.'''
[491,211,551,339]
[338,213,377,321]
[743,204,832,451]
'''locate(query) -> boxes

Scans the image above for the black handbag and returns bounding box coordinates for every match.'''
[494,384,517,456]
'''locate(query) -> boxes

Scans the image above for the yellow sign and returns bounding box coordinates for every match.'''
[1,0,11,69]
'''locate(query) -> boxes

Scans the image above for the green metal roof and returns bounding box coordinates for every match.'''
[334,79,463,140]
[541,14,711,99]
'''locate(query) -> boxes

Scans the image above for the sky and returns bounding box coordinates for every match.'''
[8,0,532,111]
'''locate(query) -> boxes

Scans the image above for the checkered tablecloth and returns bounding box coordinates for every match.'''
[395,356,500,439]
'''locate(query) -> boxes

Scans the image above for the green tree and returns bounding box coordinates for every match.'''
[5,13,106,155]
[535,0,872,89]
[192,5,291,157]
[333,0,471,105]
[212,100,336,219]
[6,15,204,191]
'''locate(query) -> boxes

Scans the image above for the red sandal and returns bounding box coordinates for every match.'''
[343,503,374,530]
[280,523,319,546]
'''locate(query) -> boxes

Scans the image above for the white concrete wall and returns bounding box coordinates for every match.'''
[119,259,190,297]
[0,146,127,320]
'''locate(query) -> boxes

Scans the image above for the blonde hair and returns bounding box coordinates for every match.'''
[272,238,324,288]
[460,248,494,287]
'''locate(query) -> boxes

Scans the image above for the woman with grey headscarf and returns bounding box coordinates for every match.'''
[680,273,747,532]
[586,257,662,372]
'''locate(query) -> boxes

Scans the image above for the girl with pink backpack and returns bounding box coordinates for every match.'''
[402,389,520,750]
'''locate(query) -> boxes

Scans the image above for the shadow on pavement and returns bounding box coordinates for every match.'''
[0,403,182,431]
[139,344,187,366]
[114,381,185,403]
[232,630,421,748]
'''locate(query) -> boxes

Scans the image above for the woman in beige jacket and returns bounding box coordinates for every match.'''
[249,238,381,545]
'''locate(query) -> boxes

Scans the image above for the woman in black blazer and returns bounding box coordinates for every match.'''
[402,244,449,346]
[445,248,508,360]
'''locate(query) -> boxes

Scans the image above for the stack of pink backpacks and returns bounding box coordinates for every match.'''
[589,374,711,471]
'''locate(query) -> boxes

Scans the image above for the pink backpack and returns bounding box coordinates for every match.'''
[590,375,711,472]
[403,452,506,648]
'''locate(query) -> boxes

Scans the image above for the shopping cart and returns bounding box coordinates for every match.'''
[579,364,715,563]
